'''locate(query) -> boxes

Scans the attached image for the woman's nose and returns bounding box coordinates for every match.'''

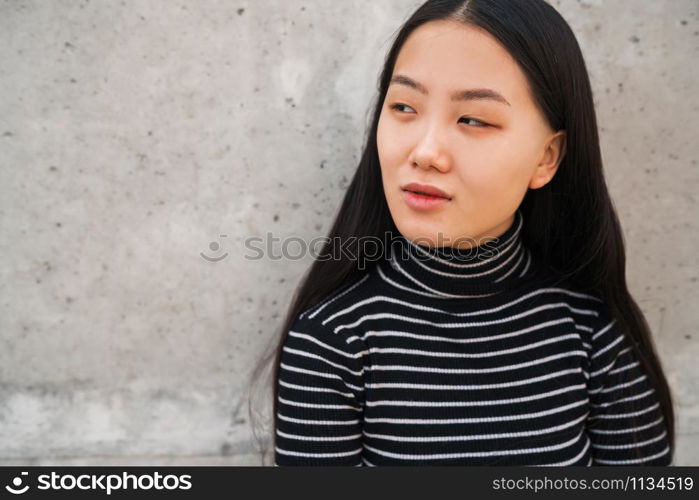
[409,125,451,172]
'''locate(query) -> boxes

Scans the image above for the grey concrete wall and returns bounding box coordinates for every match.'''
[0,0,696,466]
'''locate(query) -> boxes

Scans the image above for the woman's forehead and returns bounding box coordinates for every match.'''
[393,20,530,105]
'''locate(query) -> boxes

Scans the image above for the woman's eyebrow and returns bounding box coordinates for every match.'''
[389,73,511,106]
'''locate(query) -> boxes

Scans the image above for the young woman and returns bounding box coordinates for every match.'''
[249,0,675,466]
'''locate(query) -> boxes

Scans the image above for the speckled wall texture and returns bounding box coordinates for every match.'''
[0,0,697,465]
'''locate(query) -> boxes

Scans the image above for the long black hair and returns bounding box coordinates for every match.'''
[246,0,675,465]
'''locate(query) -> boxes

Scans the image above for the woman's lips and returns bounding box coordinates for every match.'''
[402,189,451,211]
[401,182,452,199]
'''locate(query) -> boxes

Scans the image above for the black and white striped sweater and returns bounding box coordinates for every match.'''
[273,209,672,466]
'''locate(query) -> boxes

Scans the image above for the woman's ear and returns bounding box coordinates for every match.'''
[529,130,567,190]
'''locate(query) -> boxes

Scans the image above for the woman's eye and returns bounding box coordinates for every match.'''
[390,103,489,128]
[459,117,489,128]
[390,103,415,113]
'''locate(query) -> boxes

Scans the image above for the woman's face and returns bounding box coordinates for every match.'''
[377,19,566,249]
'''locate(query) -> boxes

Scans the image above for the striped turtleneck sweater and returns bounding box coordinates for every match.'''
[273,209,672,466]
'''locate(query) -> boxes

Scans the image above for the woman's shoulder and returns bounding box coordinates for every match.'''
[526,266,614,328]
[283,273,374,362]
[293,269,376,335]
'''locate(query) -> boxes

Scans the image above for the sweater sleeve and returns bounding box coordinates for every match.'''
[584,311,672,465]
[273,313,365,466]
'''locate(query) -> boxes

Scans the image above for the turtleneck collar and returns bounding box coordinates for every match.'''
[379,209,534,299]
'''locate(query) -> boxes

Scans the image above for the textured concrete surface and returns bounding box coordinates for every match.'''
[0,0,697,466]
